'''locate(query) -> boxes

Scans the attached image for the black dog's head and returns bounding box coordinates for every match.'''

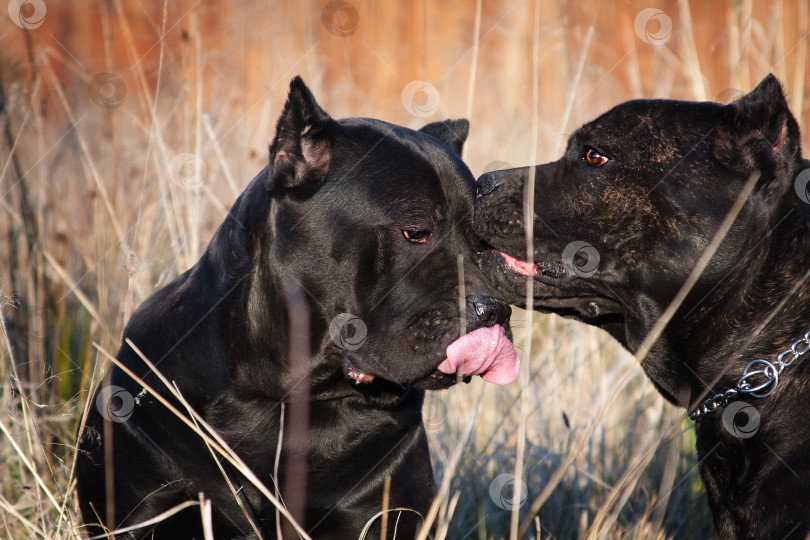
[474,74,804,405]
[224,77,518,397]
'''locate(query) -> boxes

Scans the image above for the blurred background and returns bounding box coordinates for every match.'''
[1,0,807,538]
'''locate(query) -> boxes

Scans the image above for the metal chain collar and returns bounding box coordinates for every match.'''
[689,330,810,421]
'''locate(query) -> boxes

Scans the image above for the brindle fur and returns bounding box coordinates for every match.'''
[474,74,810,538]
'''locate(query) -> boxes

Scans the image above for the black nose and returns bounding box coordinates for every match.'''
[468,296,511,328]
[476,173,501,198]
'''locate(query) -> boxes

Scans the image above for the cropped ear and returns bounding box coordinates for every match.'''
[418,119,470,156]
[713,74,801,183]
[268,77,335,192]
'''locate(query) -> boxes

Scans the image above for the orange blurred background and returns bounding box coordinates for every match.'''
[0,2,808,537]
[4,0,808,176]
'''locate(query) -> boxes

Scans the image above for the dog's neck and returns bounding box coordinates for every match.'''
[678,161,810,412]
[627,160,810,411]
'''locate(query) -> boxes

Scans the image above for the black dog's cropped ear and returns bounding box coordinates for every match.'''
[268,77,335,192]
[714,74,801,181]
[419,119,470,157]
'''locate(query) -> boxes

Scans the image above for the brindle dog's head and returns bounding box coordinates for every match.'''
[474,74,804,406]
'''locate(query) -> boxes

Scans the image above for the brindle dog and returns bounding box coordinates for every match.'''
[475,74,810,538]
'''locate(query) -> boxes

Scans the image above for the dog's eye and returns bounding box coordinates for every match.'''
[402,229,430,243]
[583,148,609,167]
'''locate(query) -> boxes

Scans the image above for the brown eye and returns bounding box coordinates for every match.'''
[403,229,430,243]
[583,148,609,167]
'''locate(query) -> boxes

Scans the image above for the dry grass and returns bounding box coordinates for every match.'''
[1,0,808,538]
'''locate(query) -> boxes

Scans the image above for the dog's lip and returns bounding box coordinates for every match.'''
[341,352,468,386]
[482,249,625,319]
[481,248,618,301]
[481,248,567,283]
[499,251,567,280]
[501,251,538,276]
[341,323,519,386]
[342,358,376,384]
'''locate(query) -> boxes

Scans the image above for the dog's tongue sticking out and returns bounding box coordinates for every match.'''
[438,325,520,385]
[501,252,538,276]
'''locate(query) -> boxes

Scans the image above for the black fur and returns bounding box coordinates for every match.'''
[474,74,810,538]
[76,77,511,539]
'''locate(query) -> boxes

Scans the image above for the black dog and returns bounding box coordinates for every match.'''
[474,74,810,538]
[77,77,519,539]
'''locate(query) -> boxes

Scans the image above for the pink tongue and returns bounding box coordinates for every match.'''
[501,252,538,276]
[437,325,520,385]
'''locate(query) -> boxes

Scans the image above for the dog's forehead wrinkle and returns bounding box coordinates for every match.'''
[332,140,471,236]
[578,102,720,162]
[340,118,475,212]
[340,121,470,216]
[338,116,455,160]
[581,112,652,142]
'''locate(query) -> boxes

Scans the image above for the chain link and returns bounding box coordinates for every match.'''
[689,330,810,421]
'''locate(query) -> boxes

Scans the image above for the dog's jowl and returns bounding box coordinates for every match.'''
[77,77,519,539]
[475,74,810,538]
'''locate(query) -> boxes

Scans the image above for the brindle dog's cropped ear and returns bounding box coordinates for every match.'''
[419,119,470,156]
[714,74,801,183]
[267,76,335,192]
